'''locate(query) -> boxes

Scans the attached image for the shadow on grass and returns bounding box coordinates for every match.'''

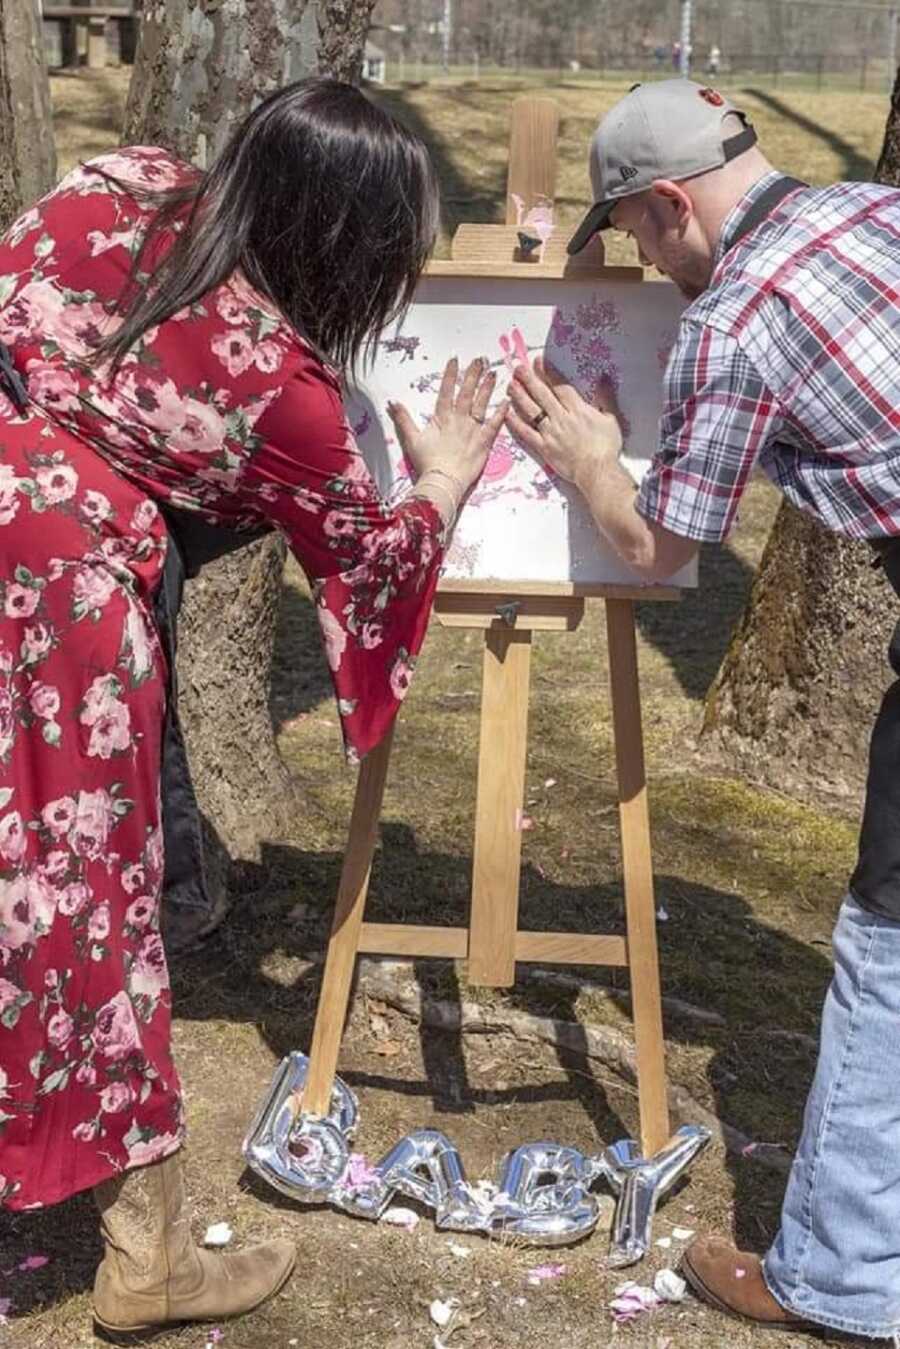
[740,87,874,181]
[373,87,508,239]
[636,540,755,699]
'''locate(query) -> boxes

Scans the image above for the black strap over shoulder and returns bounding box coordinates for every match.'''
[723,175,808,256]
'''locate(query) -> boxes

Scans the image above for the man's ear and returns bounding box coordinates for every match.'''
[648,179,693,232]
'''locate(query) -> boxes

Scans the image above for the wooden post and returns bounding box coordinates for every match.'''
[505,96,560,222]
[605,598,670,1156]
[467,626,532,985]
[86,13,106,66]
[302,726,395,1116]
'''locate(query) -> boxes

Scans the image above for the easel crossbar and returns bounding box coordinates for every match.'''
[358,922,628,966]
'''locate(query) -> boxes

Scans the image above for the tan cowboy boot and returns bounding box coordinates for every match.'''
[681,1235,820,1334]
[93,1150,296,1335]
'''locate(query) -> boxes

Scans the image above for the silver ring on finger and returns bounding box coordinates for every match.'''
[531,410,549,430]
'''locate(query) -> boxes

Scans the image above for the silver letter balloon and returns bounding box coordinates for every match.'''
[243,1052,711,1262]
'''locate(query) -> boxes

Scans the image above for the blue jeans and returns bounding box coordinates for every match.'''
[764,894,900,1340]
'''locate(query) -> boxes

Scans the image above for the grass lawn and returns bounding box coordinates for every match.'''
[1,67,891,1349]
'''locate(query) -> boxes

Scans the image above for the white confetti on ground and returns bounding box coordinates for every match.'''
[203,1222,233,1248]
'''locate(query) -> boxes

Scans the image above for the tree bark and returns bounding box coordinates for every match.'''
[123,0,371,948]
[0,0,57,234]
[701,76,900,802]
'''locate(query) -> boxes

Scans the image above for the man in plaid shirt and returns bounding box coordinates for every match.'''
[509,80,900,1340]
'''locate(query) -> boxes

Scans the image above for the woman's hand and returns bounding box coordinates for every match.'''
[506,356,623,488]
[388,356,507,497]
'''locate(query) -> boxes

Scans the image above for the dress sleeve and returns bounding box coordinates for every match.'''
[241,355,446,761]
[637,321,783,543]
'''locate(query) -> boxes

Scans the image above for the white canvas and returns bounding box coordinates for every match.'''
[347,274,697,589]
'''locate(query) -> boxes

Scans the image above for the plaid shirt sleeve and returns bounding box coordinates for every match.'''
[636,321,783,543]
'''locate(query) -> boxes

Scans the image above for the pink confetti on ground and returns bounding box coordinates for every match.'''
[0,1297,12,1323]
[18,1256,49,1272]
[347,1153,380,1187]
[514,810,535,832]
[609,1283,663,1323]
[735,1268,747,1279]
[741,1140,787,1159]
[526,1263,567,1285]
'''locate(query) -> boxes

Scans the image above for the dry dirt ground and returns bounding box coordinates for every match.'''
[1,69,893,1349]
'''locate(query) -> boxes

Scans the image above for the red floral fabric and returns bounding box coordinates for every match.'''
[0,149,443,1209]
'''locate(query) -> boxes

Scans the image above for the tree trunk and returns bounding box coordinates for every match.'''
[123,0,371,949]
[701,73,900,801]
[0,0,57,233]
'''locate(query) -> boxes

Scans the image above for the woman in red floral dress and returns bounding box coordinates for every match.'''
[0,78,502,1335]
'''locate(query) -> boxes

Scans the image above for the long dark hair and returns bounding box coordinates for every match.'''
[92,78,440,374]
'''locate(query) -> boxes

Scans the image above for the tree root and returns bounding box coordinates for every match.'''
[357,958,791,1174]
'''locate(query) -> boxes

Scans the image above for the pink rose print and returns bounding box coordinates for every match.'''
[0,279,65,347]
[91,990,141,1061]
[323,510,357,540]
[211,330,255,377]
[88,902,111,941]
[58,882,91,917]
[42,850,69,882]
[121,864,145,895]
[128,933,168,999]
[0,811,27,863]
[0,463,20,526]
[130,499,158,534]
[389,651,415,702]
[319,607,347,673]
[36,463,78,505]
[72,564,117,613]
[0,686,14,760]
[100,1082,132,1114]
[4,583,40,619]
[47,1009,74,1049]
[29,683,60,720]
[86,701,131,759]
[361,621,383,650]
[254,341,283,374]
[125,1131,181,1168]
[81,490,113,524]
[178,398,225,455]
[22,623,53,660]
[75,1061,97,1086]
[42,795,76,838]
[26,363,82,416]
[125,896,153,927]
[0,978,22,1014]
[216,290,245,325]
[69,788,114,861]
[72,1119,101,1142]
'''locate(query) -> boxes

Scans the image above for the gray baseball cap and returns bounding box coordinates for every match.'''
[567,80,757,254]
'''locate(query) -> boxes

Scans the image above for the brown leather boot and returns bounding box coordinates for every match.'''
[93,1150,296,1336]
[681,1235,822,1334]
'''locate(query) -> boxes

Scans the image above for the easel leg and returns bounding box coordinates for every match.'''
[468,626,532,986]
[605,598,670,1156]
[302,725,395,1116]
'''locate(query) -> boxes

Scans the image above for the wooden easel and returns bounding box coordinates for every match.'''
[301,99,680,1159]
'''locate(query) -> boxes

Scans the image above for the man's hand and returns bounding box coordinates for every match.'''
[505,356,623,486]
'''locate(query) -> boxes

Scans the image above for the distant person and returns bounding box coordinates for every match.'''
[654,43,667,69]
[513,78,900,1341]
[671,39,681,70]
[707,43,721,74]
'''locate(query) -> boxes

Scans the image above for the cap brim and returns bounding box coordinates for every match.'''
[566,200,616,255]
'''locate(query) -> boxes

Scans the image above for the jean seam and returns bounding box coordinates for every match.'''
[788,912,878,1300]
